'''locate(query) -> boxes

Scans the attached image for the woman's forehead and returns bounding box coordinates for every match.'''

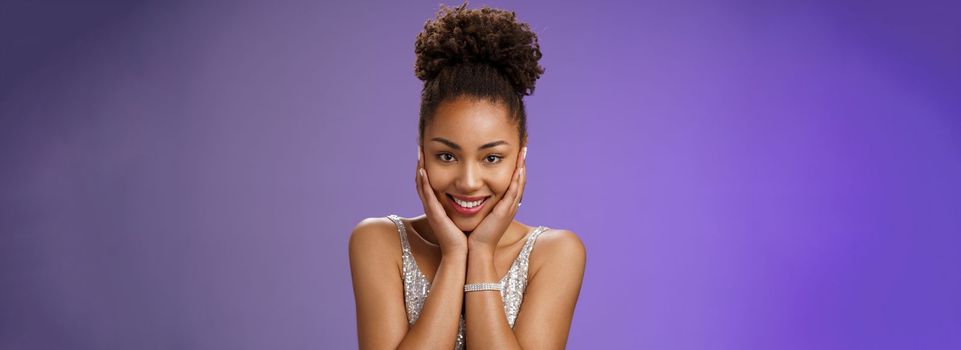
[427,98,516,144]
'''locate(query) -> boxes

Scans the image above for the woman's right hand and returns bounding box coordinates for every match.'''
[416,146,468,256]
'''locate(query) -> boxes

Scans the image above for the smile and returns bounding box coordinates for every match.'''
[447,194,490,215]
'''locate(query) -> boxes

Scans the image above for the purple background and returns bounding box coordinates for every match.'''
[2,0,959,349]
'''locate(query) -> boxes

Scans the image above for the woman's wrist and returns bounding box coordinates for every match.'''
[465,252,496,284]
[466,240,497,256]
[440,245,469,259]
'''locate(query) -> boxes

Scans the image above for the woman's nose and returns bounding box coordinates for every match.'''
[455,162,483,192]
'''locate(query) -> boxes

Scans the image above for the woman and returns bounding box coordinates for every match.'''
[349,3,586,349]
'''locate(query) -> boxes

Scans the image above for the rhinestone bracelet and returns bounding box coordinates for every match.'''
[464,282,503,292]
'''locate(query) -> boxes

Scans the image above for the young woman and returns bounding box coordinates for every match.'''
[349,3,586,349]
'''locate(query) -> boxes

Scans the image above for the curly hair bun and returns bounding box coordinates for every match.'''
[414,2,545,96]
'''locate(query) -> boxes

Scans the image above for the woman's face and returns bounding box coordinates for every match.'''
[422,96,523,233]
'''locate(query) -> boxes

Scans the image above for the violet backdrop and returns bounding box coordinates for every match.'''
[1,0,959,349]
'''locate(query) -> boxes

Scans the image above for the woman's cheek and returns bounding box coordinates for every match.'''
[425,167,448,191]
[495,169,514,196]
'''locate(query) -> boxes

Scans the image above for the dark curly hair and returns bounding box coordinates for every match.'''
[414,2,544,146]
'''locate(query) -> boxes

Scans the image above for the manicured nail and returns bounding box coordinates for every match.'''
[523,147,528,160]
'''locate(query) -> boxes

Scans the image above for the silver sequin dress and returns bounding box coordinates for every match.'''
[386,215,549,350]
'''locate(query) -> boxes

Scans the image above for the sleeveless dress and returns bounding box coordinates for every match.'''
[386,215,549,350]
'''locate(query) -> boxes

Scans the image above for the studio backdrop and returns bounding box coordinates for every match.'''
[1,0,959,349]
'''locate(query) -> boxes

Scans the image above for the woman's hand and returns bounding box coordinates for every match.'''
[466,147,527,255]
[416,146,468,256]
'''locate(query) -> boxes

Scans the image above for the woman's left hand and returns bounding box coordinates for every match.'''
[467,146,527,255]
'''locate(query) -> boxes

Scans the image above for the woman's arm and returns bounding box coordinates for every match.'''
[400,249,467,349]
[349,218,468,349]
[464,229,586,349]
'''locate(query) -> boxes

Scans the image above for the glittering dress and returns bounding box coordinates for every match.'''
[386,215,549,350]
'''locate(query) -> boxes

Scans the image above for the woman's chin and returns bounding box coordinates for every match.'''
[451,215,481,233]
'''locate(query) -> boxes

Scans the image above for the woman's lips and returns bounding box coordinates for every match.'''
[447,194,490,216]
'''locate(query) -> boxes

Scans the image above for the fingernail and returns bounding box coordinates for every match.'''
[523,147,528,160]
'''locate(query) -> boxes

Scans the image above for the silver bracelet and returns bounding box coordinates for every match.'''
[464,282,503,292]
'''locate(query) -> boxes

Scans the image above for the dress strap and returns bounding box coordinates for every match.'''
[517,226,548,261]
[386,215,412,255]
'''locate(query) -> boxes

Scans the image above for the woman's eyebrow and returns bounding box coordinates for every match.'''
[430,137,509,151]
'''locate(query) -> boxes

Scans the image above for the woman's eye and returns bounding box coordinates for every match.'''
[485,155,503,163]
[437,153,455,162]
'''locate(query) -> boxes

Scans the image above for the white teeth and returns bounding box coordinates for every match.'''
[452,196,484,208]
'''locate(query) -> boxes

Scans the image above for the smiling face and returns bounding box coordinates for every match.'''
[421,96,524,233]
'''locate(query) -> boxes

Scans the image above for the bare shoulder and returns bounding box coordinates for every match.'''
[348,217,402,264]
[536,228,586,257]
[530,228,586,276]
